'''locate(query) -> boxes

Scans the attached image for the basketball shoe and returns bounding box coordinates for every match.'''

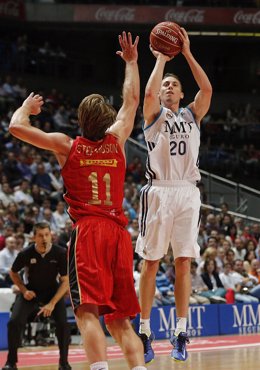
[138,332,155,364]
[170,332,190,362]
[58,363,72,370]
[2,362,17,370]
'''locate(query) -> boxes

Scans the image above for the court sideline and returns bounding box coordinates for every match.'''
[1,334,260,369]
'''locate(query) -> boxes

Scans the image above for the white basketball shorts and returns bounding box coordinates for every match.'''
[136,180,201,261]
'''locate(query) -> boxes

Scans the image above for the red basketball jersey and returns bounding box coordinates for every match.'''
[62,134,128,226]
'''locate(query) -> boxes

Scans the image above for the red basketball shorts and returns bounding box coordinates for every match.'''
[68,216,140,323]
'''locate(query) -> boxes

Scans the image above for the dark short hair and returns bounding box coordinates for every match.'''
[162,73,182,91]
[33,222,51,235]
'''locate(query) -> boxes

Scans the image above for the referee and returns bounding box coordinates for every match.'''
[2,222,71,370]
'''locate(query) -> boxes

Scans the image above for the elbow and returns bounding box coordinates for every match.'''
[133,93,139,110]
[144,87,156,100]
[9,122,22,137]
[205,84,213,97]
[126,90,139,110]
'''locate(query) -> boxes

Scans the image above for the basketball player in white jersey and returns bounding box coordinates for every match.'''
[136,27,212,363]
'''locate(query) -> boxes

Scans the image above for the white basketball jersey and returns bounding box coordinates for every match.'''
[143,106,201,183]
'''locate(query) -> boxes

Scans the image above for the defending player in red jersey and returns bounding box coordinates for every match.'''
[8,32,146,370]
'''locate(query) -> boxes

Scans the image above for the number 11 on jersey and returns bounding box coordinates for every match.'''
[88,172,112,206]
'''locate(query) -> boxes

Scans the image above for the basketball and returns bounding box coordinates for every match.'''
[149,21,183,57]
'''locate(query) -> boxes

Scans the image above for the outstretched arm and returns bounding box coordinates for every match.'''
[9,93,72,165]
[108,31,140,146]
[143,48,171,127]
[180,28,212,124]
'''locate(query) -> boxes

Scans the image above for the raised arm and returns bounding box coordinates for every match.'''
[108,31,140,146]
[9,93,72,167]
[180,27,212,124]
[143,49,170,127]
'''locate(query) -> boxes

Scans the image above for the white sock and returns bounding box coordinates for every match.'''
[132,367,147,370]
[90,361,108,370]
[175,317,187,336]
[139,318,151,337]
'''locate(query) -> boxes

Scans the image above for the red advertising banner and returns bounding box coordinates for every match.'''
[74,5,260,28]
[0,0,25,20]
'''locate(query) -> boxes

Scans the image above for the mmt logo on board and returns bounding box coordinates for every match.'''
[220,303,260,335]
[133,303,260,339]
[145,305,219,339]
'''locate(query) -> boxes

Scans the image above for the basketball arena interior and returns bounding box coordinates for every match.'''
[0,1,260,369]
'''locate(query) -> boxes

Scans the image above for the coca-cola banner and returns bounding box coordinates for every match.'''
[74,5,260,27]
[0,0,25,20]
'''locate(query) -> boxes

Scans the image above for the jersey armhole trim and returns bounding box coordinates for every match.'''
[143,107,164,131]
[61,137,77,172]
[186,106,200,131]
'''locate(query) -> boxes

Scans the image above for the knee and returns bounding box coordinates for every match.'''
[175,257,191,276]
[8,317,23,331]
[127,335,144,355]
[55,319,69,330]
[142,260,159,277]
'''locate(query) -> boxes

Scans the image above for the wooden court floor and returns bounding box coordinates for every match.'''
[1,334,260,370]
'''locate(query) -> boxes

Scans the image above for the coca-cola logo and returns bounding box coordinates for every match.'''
[234,10,260,24]
[0,0,21,18]
[95,7,135,22]
[165,9,204,24]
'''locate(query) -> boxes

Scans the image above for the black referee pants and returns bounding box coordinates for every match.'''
[7,294,70,365]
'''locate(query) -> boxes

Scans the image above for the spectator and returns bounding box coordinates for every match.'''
[205,213,219,236]
[251,223,260,246]
[4,202,20,227]
[13,179,34,209]
[232,237,246,260]
[233,259,260,300]
[225,248,236,266]
[0,182,15,208]
[160,253,175,286]
[15,232,28,250]
[243,250,257,273]
[30,184,45,206]
[57,219,73,249]
[123,188,137,220]
[0,216,6,251]
[197,246,217,274]
[249,258,260,283]
[219,262,258,304]
[52,201,69,232]
[219,214,235,237]
[216,246,225,272]
[127,218,139,241]
[32,163,53,194]
[0,236,18,287]
[200,259,226,303]
[197,223,207,250]
[190,261,210,305]
[245,239,257,253]
[16,154,32,181]
[221,239,232,253]
[30,154,48,175]
[234,217,244,237]
[3,152,22,187]
[41,207,59,233]
[155,268,175,306]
